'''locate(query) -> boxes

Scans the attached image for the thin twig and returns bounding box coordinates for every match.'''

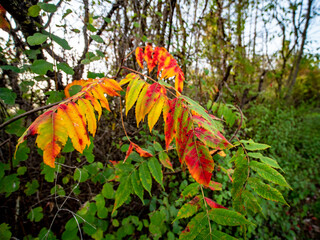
[228,105,243,142]
[43,0,64,29]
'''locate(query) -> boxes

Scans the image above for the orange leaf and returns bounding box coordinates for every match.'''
[135,47,144,68]
[0,5,10,32]
[124,142,134,162]
[15,78,122,168]
[125,142,153,160]
[134,45,185,93]
[144,44,156,72]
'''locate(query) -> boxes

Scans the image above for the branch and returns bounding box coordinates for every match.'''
[228,106,243,143]
[0,101,63,130]
[214,65,233,102]
[43,0,64,29]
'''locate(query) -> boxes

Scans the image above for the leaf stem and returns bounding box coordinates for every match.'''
[200,185,212,240]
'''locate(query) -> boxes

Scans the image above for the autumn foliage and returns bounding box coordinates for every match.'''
[13,45,290,239]
[16,45,231,186]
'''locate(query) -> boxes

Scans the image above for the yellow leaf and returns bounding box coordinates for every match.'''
[91,85,110,111]
[148,95,165,132]
[135,84,149,126]
[58,103,89,153]
[119,73,138,86]
[125,78,145,115]
[77,98,97,136]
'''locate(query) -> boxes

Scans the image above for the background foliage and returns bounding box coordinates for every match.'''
[0,0,319,239]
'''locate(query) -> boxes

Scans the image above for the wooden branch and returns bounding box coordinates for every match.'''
[214,65,233,102]
[0,101,63,130]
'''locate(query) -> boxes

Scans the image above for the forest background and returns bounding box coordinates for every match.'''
[0,0,319,239]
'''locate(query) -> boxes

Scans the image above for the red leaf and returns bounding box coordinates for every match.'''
[124,142,134,162]
[136,83,162,125]
[194,127,232,150]
[125,142,153,161]
[163,98,178,149]
[135,47,144,68]
[144,44,156,72]
[204,197,227,209]
[175,108,192,162]
[183,140,214,186]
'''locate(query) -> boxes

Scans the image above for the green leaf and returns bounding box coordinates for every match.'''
[87,71,104,79]
[92,228,103,240]
[25,49,41,60]
[248,152,282,169]
[131,170,144,204]
[209,208,254,226]
[149,210,166,236]
[248,177,288,205]
[179,212,208,240]
[174,202,198,221]
[27,33,48,46]
[17,166,27,176]
[41,164,56,182]
[68,85,82,98]
[95,194,108,218]
[0,223,12,240]
[96,50,105,58]
[50,33,72,50]
[57,62,74,75]
[158,151,174,171]
[30,60,53,75]
[81,59,90,64]
[141,35,148,42]
[91,35,104,43]
[181,182,200,199]
[240,139,270,151]
[74,168,89,183]
[0,88,16,105]
[0,65,22,73]
[45,91,64,104]
[198,229,237,240]
[28,5,41,17]
[139,162,152,196]
[24,179,39,196]
[180,95,222,131]
[102,182,114,199]
[113,176,132,213]
[27,207,43,222]
[103,17,111,23]
[153,142,163,152]
[0,174,20,197]
[87,23,97,32]
[148,157,164,189]
[242,190,264,217]
[62,9,72,19]
[38,2,57,13]
[231,153,248,198]
[250,161,290,188]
